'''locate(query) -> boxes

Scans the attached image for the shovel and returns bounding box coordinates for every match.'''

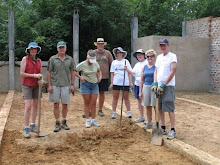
[150,94,163,145]
[36,83,49,137]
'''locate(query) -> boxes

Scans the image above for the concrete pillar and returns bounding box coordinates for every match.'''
[131,17,138,67]
[8,9,15,90]
[73,9,79,88]
[182,21,186,37]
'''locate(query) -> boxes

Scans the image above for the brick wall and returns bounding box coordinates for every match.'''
[186,17,220,93]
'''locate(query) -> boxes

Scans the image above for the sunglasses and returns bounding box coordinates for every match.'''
[146,55,154,58]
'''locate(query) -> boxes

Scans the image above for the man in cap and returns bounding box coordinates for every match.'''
[47,41,76,132]
[151,38,177,139]
[92,38,113,117]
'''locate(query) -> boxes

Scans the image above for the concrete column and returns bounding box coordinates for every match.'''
[8,9,15,90]
[73,10,79,88]
[182,21,186,37]
[131,17,138,67]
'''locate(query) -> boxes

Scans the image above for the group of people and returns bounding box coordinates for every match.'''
[20,37,177,140]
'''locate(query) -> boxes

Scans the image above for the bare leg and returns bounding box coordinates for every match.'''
[123,91,130,111]
[62,104,68,119]
[24,100,32,127]
[112,90,120,112]
[82,94,91,119]
[169,112,175,128]
[146,106,152,123]
[31,99,38,124]
[137,98,144,117]
[90,94,98,119]
[54,103,60,120]
[160,110,165,126]
[99,91,105,110]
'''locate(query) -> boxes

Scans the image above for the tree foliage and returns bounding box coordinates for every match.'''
[0,0,219,61]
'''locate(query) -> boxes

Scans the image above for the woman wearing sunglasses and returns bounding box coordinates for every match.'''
[139,49,157,129]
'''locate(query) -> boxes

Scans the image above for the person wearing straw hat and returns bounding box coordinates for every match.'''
[110,47,133,119]
[151,38,177,140]
[75,50,102,128]
[124,49,148,123]
[92,38,113,117]
[20,42,43,138]
[139,49,157,129]
[47,41,76,132]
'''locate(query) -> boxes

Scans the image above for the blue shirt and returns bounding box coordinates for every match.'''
[143,65,155,85]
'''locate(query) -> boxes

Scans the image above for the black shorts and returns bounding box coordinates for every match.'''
[98,79,109,91]
[113,85,129,91]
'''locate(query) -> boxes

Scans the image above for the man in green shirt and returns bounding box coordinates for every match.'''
[47,41,75,132]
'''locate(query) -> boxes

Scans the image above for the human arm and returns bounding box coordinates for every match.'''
[109,72,114,89]
[47,70,53,93]
[70,70,75,93]
[151,68,158,93]
[75,71,86,83]
[139,68,144,98]
[97,69,102,83]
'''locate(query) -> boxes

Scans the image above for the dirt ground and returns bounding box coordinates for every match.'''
[0,90,219,164]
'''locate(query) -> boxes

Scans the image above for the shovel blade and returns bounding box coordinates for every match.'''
[36,132,49,137]
[150,128,163,146]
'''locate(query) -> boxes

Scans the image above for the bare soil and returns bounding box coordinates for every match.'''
[0,90,219,164]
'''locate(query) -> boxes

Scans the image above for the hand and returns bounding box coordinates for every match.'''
[38,79,44,86]
[33,73,43,79]
[151,82,158,93]
[98,77,102,83]
[157,83,166,95]
[48,85,53,94]
[70,85,74,93]
[124,65,127,70]
[129,82,134,88]
[139,92,142,99]
[80,77,86,83]
[109,84,113,89]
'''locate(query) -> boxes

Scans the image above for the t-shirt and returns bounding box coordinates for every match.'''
[143,65,155,85]
[76,61,100,83]
[49,54,76,86]
[132,59,148,86]
[93,49,113,79]
[155,52,177,86]
[110,59,132,86]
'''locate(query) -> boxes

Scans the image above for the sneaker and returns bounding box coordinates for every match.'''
[30,124,38,133]
[24,128,30,138]
[143,122,153,129]
[86,120,91,128]
[111,112,117,119]
[127,111,132,118]
[167,130,176,139]
[61,119,70,130]
[54,121,61,132]
[91,119,100,127]
[161,127,167,135]
[98,110,104,117]
[134,117,145,123]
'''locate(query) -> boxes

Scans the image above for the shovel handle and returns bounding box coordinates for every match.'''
[155,94,160,123]
[37,84,42,136]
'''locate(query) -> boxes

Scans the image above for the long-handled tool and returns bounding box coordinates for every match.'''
[120,60,126,130]
[36,83,49,137]
[150,94,163,145]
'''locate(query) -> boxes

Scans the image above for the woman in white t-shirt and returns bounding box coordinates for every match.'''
[125,49,148,123]
[109,47,133,119]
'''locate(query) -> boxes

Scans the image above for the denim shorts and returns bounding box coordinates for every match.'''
[80,81,99,95]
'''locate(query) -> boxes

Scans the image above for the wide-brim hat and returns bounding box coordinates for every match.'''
[112,47,127,59]
[25,42,41,54]
[133,49,145,61]
[94,38,107,46]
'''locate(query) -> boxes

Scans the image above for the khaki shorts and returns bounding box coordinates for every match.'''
[48,86,71,104]
[159,86,175,112]
[22,85,39,100]
[141,85,156,106]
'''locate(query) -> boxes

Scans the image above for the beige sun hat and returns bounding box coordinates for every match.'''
[94,38,107,46]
